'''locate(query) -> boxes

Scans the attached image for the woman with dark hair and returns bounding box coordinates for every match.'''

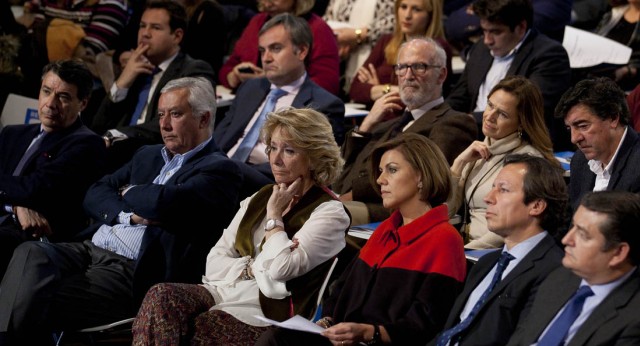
[449,75,558,249]
[256,133,466,346]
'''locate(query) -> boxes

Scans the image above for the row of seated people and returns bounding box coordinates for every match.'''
[4,0,640,255]
[1,12,640,337]
[1,58,639,344]
[1,0,635,161]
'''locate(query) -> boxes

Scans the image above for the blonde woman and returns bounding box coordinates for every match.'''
[132,108,350,344]
[349,0,453,107]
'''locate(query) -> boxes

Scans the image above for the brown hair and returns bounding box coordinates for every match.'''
[488,76,558,167]
[369,133,453,207]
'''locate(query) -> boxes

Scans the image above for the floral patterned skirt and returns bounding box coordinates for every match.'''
[132,282,269,345]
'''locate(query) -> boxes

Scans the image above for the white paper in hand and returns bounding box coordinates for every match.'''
[254,315,325,334]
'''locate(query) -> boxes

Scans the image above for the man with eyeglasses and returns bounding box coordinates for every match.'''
[446,0,571,151]
[334,37,477,225]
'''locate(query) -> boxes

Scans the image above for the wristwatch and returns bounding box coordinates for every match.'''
[264,218,284,231]
[365,324,381,345]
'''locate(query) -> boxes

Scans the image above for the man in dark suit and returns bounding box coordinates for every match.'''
[446,0,571,150]
[0,60,107,279]
[507,191,640,346]
[0,77,242,345]
[214,13,344,194]
[90,0,216,172]
[430,154,568,346]
[557,77,640,212]
[333,37,477,224]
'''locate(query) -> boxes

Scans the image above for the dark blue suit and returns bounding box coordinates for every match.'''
[507,267,640,346]
[0,139,242,343]
[569,127,640,211]
[0,119,107,238]
[429,234,563,346]
[214,76,345,152]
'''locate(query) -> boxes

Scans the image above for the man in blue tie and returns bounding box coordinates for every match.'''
[507,190,640,346]
[91,0,215,173]
[213,13,345,196]
[430,153,567,346]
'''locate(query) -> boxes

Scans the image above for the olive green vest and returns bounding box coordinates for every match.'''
[234,184,347,321]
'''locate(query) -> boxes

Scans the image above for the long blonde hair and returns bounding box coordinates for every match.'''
[384,0,444,64]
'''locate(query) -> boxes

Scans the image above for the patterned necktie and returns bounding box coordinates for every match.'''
[129,67,161,126]
[231,88,287,162]
[389,109,413,138]
[436,251,515,346]
[13,130,46,176]
[537,285,594,346]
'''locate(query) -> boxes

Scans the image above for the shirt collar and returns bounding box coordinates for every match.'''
[410,96,444,120]
[501,231,547,260]
[386,204,450,245]
[157,51,179,72]
[161,136,212,163]
[271,72,307,94]
[580,266,637,298]
[588,126,628,175]
[491,29,531,60]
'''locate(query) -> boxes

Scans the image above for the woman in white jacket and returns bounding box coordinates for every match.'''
[132,107,350,345]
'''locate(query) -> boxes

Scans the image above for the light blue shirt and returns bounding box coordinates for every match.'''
[91,137,212,259]
[474,30,531,112]
[535,267,637,345]
[458,231,548,322]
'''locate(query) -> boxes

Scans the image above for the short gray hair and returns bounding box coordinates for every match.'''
[398,37,447,68]
[161,77,216,133]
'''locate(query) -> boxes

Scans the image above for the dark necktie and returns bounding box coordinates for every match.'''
[231,88,287,162]
[537,285,594,346]
[389,109,413,138]
[129,67,161,126]
[13,130,46,176]
[436,251,515,346]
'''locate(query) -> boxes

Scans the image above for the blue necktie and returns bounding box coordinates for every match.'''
[13,130,46,176]
[537,285,594,346]
[130,67,160,126]
[436,251,515,346]
[231,88,287,162]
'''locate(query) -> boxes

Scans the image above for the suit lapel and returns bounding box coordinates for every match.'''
[607,127,638,190]
[448,250,501,323]
[490,235,554,295]
[507,31,536,76]
[291,77,313,108]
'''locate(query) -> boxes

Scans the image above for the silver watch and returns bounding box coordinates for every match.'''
[264,218,284,231]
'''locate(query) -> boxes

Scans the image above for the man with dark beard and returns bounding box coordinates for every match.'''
[333,37,477,224]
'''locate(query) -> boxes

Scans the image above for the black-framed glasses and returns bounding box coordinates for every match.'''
[394,63,441,76]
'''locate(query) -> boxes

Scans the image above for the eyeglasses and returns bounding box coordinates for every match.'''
[394,63,441,76]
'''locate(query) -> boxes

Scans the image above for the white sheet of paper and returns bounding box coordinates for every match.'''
[326,20,354,30]
[254,315,325,335]
[562,26,632,68]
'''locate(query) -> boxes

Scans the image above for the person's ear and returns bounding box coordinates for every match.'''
[528,198,547,217]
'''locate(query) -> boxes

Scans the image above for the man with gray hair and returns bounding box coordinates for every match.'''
[334,37,477,224]
[0,77,242,345]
